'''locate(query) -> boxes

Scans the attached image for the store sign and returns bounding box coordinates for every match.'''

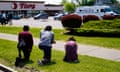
[12,2,35,9]
[12,3,17,9]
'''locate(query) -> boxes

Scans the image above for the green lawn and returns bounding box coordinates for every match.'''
[0,39,120,72]
[0,26,120,49]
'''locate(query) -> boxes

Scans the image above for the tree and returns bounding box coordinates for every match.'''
[64,2,76,13]
[61,0,68,5]
[86,0,95,5]
[111,0,117,3]
[82,0,87,5]
[74,0,81,6]
[72,0,95,6]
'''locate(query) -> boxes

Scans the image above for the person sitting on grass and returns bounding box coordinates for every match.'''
[63,36,79,63]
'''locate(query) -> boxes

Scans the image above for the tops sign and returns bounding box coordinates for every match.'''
[12,3,35,9]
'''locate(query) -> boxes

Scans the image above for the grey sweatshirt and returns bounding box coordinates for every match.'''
[39,30,54,47]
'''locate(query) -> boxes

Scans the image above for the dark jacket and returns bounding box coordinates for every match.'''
[64,41,78,61]
[18,31,33,49]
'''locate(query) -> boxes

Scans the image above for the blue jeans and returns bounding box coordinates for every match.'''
[39,45,52,62]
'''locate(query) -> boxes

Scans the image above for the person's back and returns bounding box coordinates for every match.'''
[64,36,79,62]
[38,25,55,65]
[2,13,6,19]
[1,12,7,25]
[19,31,33,48]
[39,30,54,47]
[18,25,33,61]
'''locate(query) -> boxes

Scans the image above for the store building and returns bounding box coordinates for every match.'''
[0,0,63,17]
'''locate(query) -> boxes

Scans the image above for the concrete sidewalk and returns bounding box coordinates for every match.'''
[0,33,120,62]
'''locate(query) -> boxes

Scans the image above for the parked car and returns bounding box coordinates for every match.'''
[33,13,49,19]
[54,12,68,20]
[12,14,23,20]
[24,14,31,18]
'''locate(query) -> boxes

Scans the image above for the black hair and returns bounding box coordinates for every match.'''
[23,25,29,31]
[44,25,52,31]
[68,36,76,41]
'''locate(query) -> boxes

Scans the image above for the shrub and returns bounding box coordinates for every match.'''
[114,15,120,19]
[102,15,115,20]
[83,15,100,23]
[61,14,82,28]
[81,19,120,29]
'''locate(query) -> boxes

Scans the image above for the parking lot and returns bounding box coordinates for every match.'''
[11,16,64,29]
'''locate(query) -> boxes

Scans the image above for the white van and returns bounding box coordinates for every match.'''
[74,5,117,19]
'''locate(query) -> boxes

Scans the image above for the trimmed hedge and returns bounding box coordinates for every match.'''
[81,19,120,29]
[83,15,100,23]
[115,15,120,19]
[61,14,82,28]
[102,15,115,20]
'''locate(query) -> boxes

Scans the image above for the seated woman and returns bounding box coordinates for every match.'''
[63,36,79,62]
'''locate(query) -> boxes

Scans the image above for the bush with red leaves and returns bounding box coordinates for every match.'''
[102,15,115,20]
[61,14,82,28]
[114,15,120,19]
[83,15,100,23]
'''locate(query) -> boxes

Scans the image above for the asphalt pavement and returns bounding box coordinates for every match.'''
[11,17,63,29]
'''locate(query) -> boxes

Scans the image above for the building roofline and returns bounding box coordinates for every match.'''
[0,0,45,3]
[45,4,63,6]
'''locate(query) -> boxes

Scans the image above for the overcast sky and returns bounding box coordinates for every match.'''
[27,0,120,4]
[41,0,120,4]
[36,0,62,4]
